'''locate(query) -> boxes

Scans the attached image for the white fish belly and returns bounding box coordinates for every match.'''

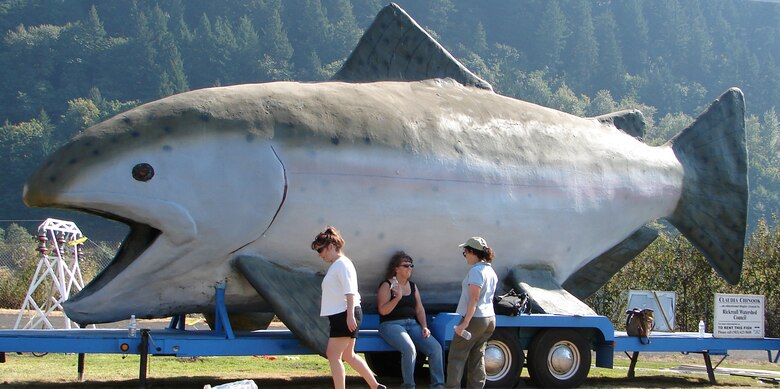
[250,130,683,309]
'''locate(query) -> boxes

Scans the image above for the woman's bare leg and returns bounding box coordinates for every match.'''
[342,338,381,388]
[326,337,350,389]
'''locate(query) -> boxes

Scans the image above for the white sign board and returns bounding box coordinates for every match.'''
[627,290,676,332]
[714,293,764,338]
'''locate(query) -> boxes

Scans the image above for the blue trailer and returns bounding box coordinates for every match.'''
[1,286,779,388]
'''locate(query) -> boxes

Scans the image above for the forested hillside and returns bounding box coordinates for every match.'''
[1,0,778,239]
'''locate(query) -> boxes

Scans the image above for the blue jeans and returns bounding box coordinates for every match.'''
[379,318,444,389]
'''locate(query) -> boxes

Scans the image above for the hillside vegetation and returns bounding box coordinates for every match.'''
[0,0,778,332]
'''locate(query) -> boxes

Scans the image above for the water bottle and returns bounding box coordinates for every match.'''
[128,314,138,338]
[454,326,472,340]
[698,320,705,338]
[390,276,398,289]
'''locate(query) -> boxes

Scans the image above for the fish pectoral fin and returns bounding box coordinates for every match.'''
[592,109,646,140]
[235,255,328,356]
[332,3,492,91]
[562,226,659,299]
[507,265,597,316]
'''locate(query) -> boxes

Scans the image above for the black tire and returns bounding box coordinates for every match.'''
[527,328,591,388]
[484,328,523,389]
[365,351,402,377]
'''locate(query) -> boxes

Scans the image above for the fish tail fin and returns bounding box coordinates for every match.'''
[667,88,748,284]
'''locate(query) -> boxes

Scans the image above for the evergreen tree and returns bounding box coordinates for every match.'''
[747,109,780,225]
[471,21,488,57]
[612,0,649,75]
[150,5,188,95]
[212,16,239,84]
[561,0,598,94]
[259,0,294,69]
[284,0,332,76]
[324,0,362,61]
[1,23,64,122]
[349,0,383,26]
[587,90,617,117]
[680,2,714,85]
[531,1,566,71]
[593,10,624,94]
[234,15,262,83]
[126,3,160,99]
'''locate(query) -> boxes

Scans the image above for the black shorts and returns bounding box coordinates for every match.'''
[328,306,362,338]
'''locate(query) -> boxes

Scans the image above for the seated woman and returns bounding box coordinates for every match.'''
[377,251,444,389]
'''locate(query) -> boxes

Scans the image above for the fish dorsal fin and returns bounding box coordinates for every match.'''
[593,109,646,139]
[332,3,493,91]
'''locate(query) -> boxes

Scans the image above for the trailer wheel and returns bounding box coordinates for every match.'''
[484,328,523,388]
[527,328,590,388]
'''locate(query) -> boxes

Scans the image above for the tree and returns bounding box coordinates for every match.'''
[284,0,332,75]
[233,15,261,83]
[150,5,188,96]
[258,1,293,80]
[647,112,693,145]
[612,1,648,75]
[561,0,598,94]
[593,10,624,95]
[531,1,566,71]
[747,110,780,225]
[0,114,54,217]
[587,90,617,117]
[58,98,100,141]
[325,0,362,60]
[0,23,64,123]
[549,83,589,116]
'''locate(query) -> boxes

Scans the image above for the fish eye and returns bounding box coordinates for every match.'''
[132,163,155,182]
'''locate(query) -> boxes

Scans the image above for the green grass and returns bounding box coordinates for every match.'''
[1,351,778,388]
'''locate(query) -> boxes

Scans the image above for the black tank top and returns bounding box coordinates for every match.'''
[379,280,417,322]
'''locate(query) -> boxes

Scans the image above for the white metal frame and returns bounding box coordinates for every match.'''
[14,218,88,329]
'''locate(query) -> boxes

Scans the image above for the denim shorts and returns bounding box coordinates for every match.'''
[328,306,362,338]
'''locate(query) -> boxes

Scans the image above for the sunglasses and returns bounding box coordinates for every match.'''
[462,250,467,257]
[398,264,414,268]
[316,245,328,253]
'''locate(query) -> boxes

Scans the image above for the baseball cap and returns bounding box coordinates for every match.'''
[459,237,488,251]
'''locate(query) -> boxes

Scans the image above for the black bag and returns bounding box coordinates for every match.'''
[493,289,528,316]
[625,308,654,344]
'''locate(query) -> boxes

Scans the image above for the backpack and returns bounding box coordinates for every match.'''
[625,308,654,344]
[493,289,529,316]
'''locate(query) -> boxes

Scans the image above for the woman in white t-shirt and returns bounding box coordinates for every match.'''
[311,226,385,389]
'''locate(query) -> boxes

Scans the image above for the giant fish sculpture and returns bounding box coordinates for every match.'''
[23,4,747,354]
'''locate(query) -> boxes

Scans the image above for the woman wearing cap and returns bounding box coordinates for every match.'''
[444,237,498,389]
[377,251,444,389]
[311,226,386,389]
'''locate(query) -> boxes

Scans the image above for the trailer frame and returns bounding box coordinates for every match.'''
[1,284,780,387]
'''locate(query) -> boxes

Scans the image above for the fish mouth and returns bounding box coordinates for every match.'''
[36,192,198,321]
[68,214,161,304]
